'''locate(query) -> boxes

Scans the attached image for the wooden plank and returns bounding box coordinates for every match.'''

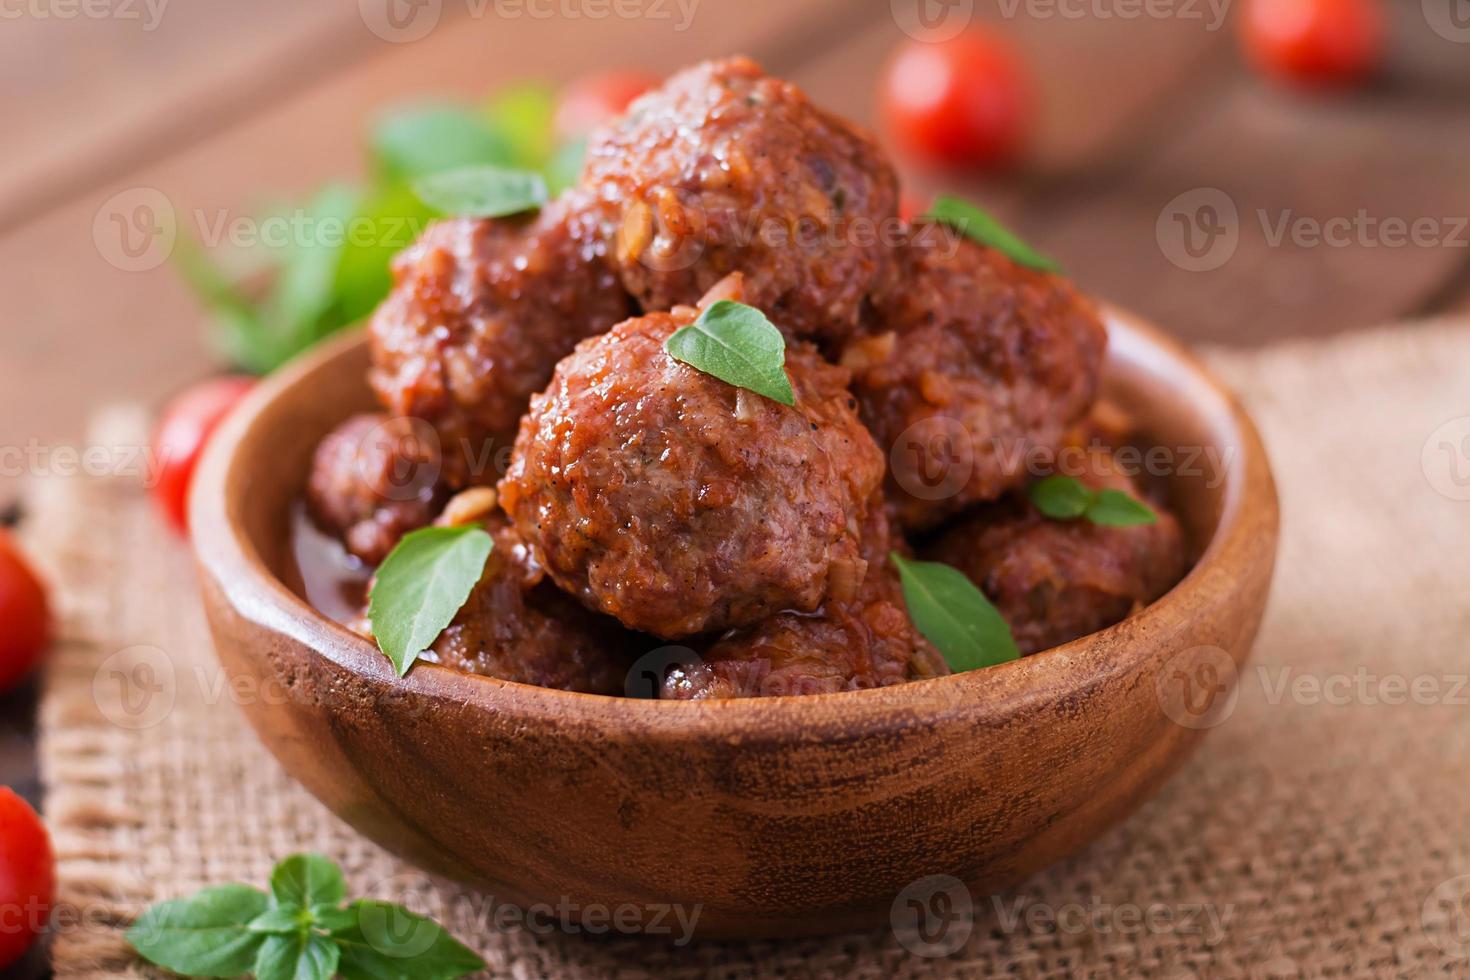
[0,1,378,230]
[0,0,884,490]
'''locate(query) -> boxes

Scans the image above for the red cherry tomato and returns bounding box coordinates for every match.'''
[0,533,49,695]
[0,787,54,970]
[554,70,659,142]
[1240,0,1384,89]
[880,31,1032,170]
[151,375,255,536]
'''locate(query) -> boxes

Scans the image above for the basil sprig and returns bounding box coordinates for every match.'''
[368,525,494,676]
[890,553,1020,673]
[1029,475,1158,527]
[409,165,549,219]
[663,300,796,406]
[925,195,1060,273]
[127,854,483,980]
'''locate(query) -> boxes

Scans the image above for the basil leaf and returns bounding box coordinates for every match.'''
[311,904,360,934]
[262,183,360,349]
[372,104,513,181]
[926,195,1060,273]
[1029,475,1094,520]
[546,137,587,196]
[334,184,436,326]
[334,900,485,980]
[663,300,795,406]
[485,84,557,170]
[271,853,347,909]
[891,553,1020,673]
[410,165,548,219]
[248,904,310,935]
[1086,488,1159,527]
[126,883,270,978]
[368,526,494,676]
[254,930,340,980]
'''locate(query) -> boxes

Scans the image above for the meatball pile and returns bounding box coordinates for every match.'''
[303,56,1189,698]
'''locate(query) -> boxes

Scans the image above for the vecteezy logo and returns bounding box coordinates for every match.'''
[891,0,975,41]
[891,874,973,957]
[93,645,177,730]
[92,187,176,272]
[358,0,442,43]
[891,417,974,503]
[624,645,703,699]
[1422,417,1470,502]
[1422,874,1470,960]
[1156,645,1239,730]
[1156,188,1239,273]
[1424,0,1470,43]
[360,416,443,504]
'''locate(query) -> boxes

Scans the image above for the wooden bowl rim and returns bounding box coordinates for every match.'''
[191,305,1278,738]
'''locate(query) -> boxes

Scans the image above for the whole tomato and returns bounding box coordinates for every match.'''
[553,70,659,142]
[1240,0,1385,89]
[151,375,255,536]
[880,31,1032,170]
[0,532,49,695]
[0,787,55,970]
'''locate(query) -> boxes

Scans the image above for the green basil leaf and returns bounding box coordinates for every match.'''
[271,853,347,909]
[368,526,494,676]
[663,300,795,406]
[311,904,360,934]
[334,184,437,326]
[261,183,361,352]
[372,104,514,181]
[126,883,270,978]
[891,553,1020,673]
[410,165,548,219]
[926,195,1060,273]
[1085,488,1159,527]
[254,930,340,980]
[248,904,311,935]
[1029,475,1094,520]
[334,900,485,980]
[546,137,587,196]
[485,84,557,170]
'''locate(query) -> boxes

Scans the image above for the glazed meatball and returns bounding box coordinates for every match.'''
[498,306,885,639]
[306,413,446,565]
[418,509,635,694]
[841,223,1107,530]
[923,452,1188,655]
[368,191,633,487]
[582,56,899,343]
[662,505,948,699]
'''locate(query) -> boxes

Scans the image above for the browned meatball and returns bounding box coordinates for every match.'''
[419,513,634,694]
[662,505,948,699]
[498,306,884,639]
[923,454,1188,655]
[841,224,1107,530]
[582,56,899,343]
[306,413,446,565]
[368,191,633,487]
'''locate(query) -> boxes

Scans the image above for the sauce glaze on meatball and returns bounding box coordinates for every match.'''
[368,191,633,488]
[923,449,1187,655]
[498,305,885,639]
[841,223,1107,530]
[306,413,446,565]
[582,56,899,343]
[662,505,948,699]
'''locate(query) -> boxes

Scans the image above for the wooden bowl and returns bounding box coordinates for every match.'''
[191,308,1277,939]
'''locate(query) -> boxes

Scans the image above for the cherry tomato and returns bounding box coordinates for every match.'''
[880,31,1032,170]
[0,533,49,695]
[0,787,54,970]
[554,70,659,142]
[151,375,255,536]
[1240,0,1385,89]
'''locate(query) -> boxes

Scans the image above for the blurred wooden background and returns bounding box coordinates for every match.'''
[3,0,1470,888]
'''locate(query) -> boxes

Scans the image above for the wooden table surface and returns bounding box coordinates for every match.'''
[2,0,1468,967]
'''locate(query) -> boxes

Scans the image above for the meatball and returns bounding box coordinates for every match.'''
[306,413,446,565]
[419,509,635,694]
[581,56,899,343]
[498,306,885,639]
[923,452,1188,655]
[662,505,948,699]
[840,223,1107,530]
[367,191,633,488]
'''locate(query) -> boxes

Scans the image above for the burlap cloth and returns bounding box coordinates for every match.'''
[27,320,1470,979]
